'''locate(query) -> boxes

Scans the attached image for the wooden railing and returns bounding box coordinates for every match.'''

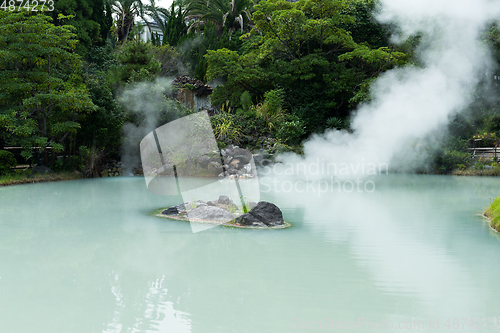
[2,146,52,168]
[468,138,500,159]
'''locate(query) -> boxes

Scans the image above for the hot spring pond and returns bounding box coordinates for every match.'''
[1,175,500,332]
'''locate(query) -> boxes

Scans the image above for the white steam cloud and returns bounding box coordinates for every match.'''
[281,0,500,178]
[119,78,177,174]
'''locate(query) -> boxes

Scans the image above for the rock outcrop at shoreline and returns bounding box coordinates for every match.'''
[159,195,288,228]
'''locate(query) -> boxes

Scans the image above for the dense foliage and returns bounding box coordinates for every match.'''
[0,12,96,166]
[0,150,16,175]
[205,0,407,134]
[1,0,499,177]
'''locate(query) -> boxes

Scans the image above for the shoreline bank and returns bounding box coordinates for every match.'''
[485,197,500,232]
[0,172,82,186]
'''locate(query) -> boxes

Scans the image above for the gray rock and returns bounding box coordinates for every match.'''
[208,161,222,172]
[218,195,231,204]
[207,201,216,206]
[230,159,240,169]
[485,165,494,170]
[198,155,211,167]
[195,200,207,208]
[228,169,239,175]
[233,148,252,165]
[187,206,236,222]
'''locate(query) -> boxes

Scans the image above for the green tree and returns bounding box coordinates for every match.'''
[108,39,161,86]
[109,0,145,43]
[151,44,185,77]
[0,12,96,166]
[163,1,188,47]
[180,24,244,81]
[143,0,170,32]
[52,0,111,55]
[206,0,407,132]
[78,68,125,156]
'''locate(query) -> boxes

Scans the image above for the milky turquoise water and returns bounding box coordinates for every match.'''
[1,175,500,332]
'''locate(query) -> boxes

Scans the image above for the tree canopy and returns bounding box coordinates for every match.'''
[205,0,407,132]
[0,12,96,165]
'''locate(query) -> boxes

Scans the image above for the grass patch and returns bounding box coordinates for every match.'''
[485,197,500,232]
[452,167,500,176]
[0,170,82,186]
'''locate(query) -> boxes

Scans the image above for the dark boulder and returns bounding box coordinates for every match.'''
[247,201,284,226]
[162,206,179,215]
[162,203,186,215]
[234,213,267,227]
[233,201,284,227]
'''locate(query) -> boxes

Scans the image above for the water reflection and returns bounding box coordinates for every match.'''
[1,176,500,332]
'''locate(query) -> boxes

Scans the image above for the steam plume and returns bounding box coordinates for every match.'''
[282,0,500,178]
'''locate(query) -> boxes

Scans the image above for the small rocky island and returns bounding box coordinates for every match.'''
[156,195,291,229]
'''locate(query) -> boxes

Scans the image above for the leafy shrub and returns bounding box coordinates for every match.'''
[326,117,349,130]
[240,91,253,112]
[78,146,104,178]
[108,40,161,87]
[211,113,243,144]
[151,44,185,77]
[435,150,470,173]
[485,114,500,137]
[254,89,285,120]
[0,150,16,175]
[275,115,306,145]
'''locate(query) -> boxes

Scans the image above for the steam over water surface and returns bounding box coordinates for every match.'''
[1,175,500,332]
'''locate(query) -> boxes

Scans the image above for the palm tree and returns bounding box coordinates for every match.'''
[108,0,145,43]
[143,0,171,33]
[185,0,252,33]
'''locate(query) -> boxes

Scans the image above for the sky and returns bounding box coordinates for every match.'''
[157,0,174,9]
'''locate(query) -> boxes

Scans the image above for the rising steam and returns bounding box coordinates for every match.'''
[119,78,178,174]
[281,0,500,179]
